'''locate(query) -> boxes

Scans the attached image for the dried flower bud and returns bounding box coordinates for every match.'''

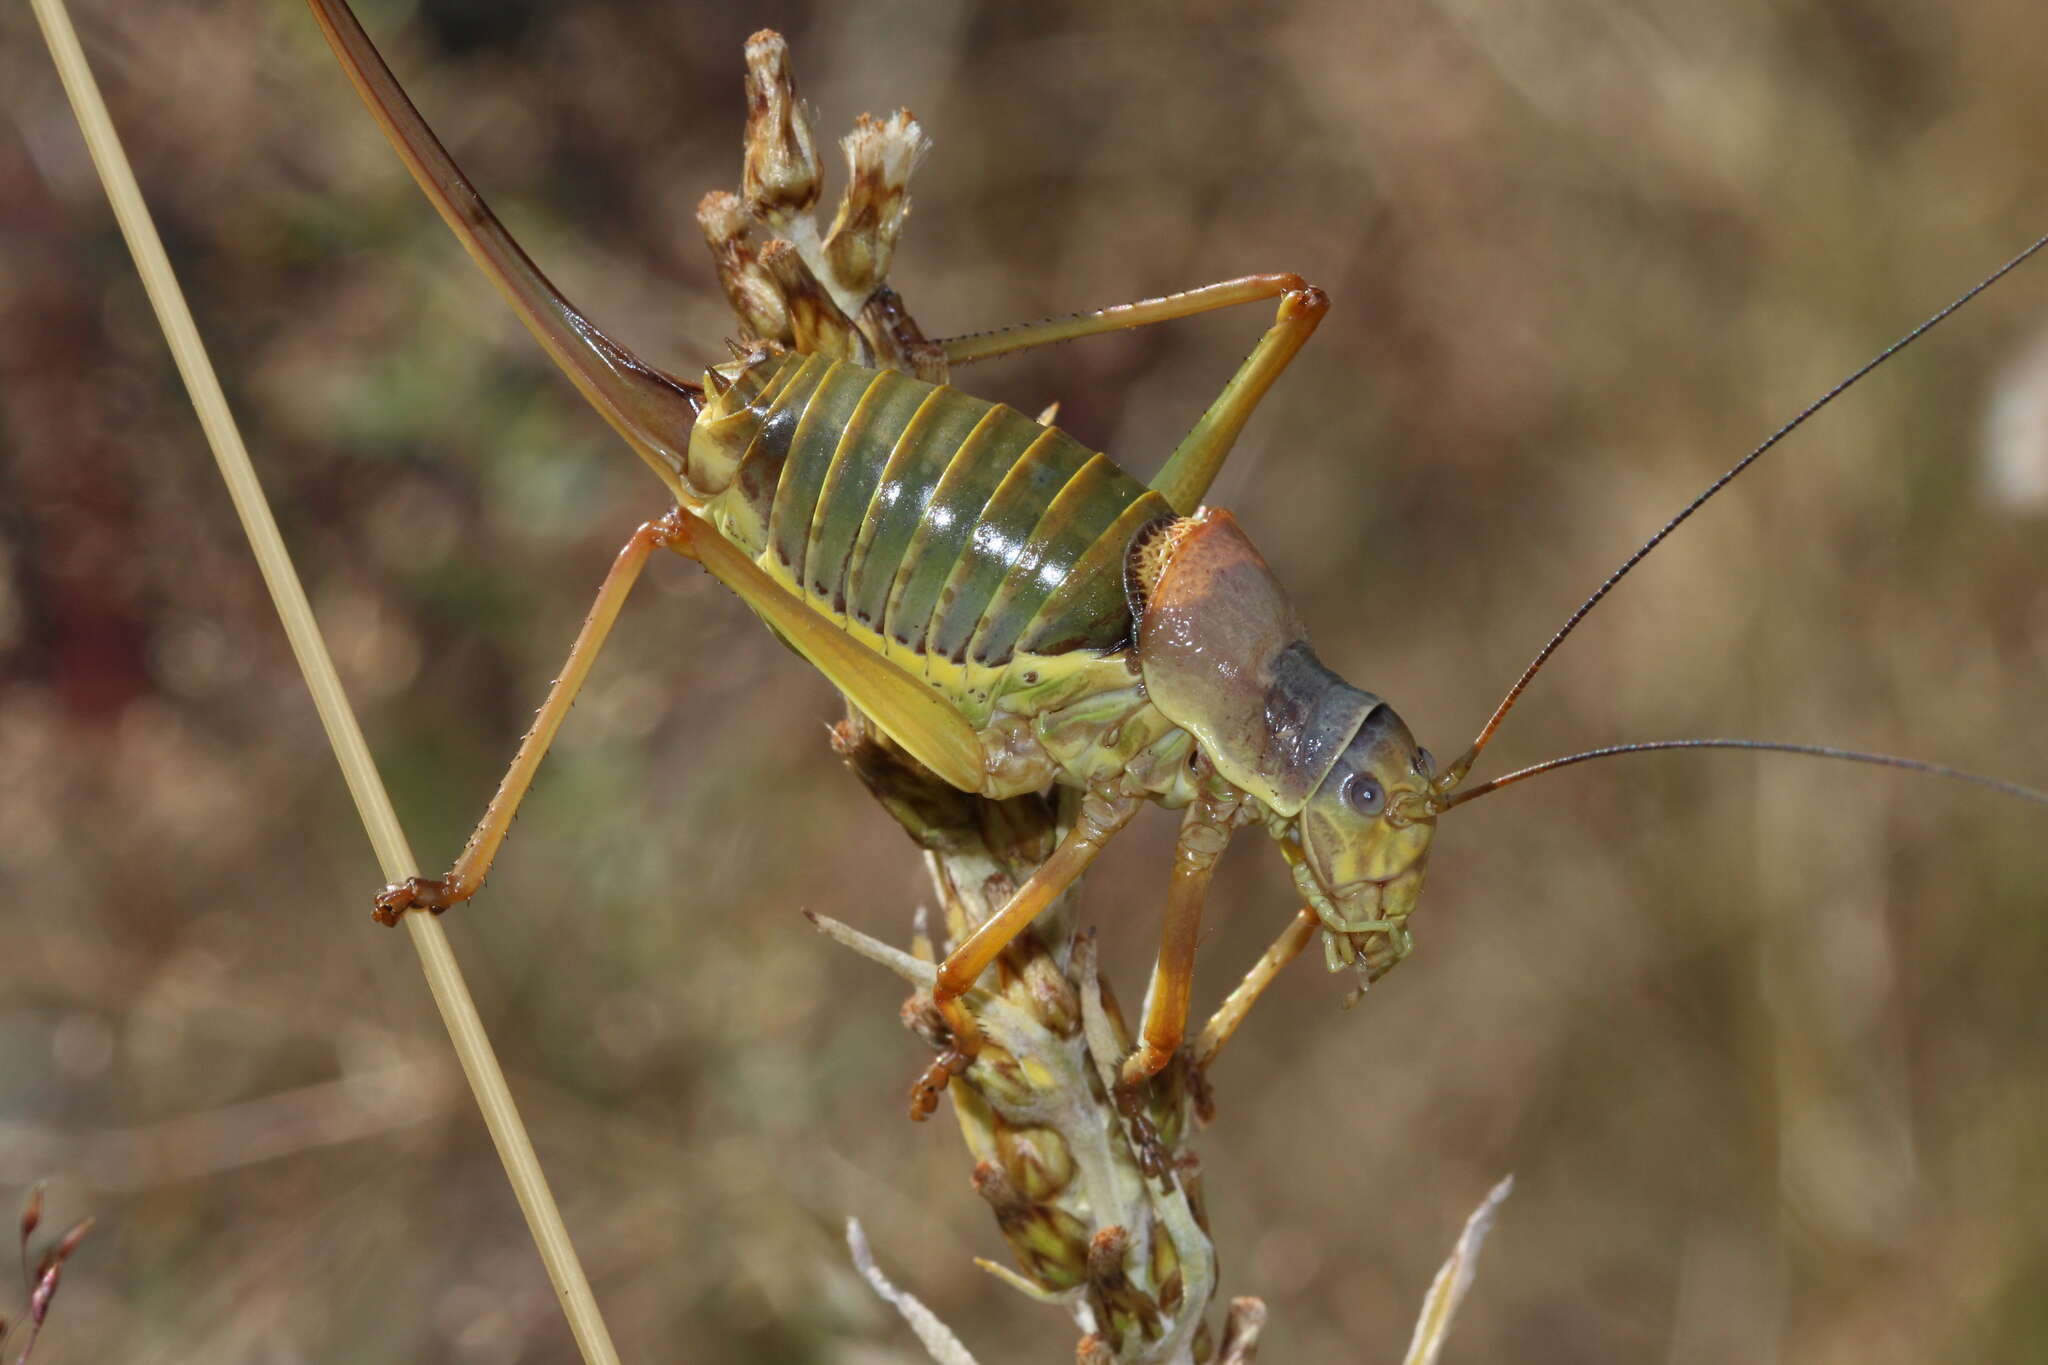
[1075,1335,1115,1364]
[1019,948,1081,1037]
[54,1217,92,1262]
[824,110,929,294]
[696,190,792,343]
[961,1039,1036,1111]
[994,1118,1077,1201]
[973,1162,1090,1290]
[758,240,866,362]
[20,1182,43,1242]
[1086,1225,1163,1348]
[741,31,820,221]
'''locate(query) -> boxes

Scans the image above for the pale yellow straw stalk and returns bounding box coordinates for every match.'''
[25,2,620,1360]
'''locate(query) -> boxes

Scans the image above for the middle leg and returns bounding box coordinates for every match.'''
[1119,794,1239,1088]
[909,782,1144,1118]
[1194,907,1319,1072]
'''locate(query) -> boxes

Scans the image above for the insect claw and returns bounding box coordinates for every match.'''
[908,1048,970,1121]
[371,875,453,926]
[908,1072,942,1120]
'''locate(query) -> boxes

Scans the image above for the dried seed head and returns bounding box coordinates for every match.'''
[695,190,792,344]
[1019,948,1081,1037]
[9,1192,87,1349]
[53,1217,91,1262]
[1088,1224,1130,1280]
[973,1162,1091,1290]
[20,1182,43,1242]
[899,992,946,1049]
[1086,1224,1164,1348]
[824,110,930,294]
[993,1118,1077,1201]
[757,239,867,362]
[741,31,820,221]
[961,1038,1036,1111]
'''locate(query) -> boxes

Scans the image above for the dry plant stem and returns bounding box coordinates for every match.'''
[26,4,620,1361]
[821,725,1224,1364]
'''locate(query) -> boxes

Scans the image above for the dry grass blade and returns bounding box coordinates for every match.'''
[846,1218,984,1365]
[1402,1175,1515,1365]
[23,1,619,1360]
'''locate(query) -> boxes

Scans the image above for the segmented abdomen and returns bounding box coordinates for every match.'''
[685,353,1173,721]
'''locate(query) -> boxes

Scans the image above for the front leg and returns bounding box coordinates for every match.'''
[909,783,1143,1119]
[1193,907,1319,1073]
[1118,793,1240,1088]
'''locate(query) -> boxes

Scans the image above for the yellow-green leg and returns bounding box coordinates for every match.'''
[1152,286,1327,514]
[935,273,1329,515]
[374,510,689,923]
[938,273,1308,364]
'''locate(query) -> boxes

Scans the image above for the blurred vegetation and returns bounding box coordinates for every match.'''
[4,0,2047,1359]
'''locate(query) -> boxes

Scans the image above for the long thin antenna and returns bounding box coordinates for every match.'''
[1445,230,2048,787]
[303,0,702,493]
[1440,739,2048,812]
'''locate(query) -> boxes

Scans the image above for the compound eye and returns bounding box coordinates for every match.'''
[1342,772,1386,817]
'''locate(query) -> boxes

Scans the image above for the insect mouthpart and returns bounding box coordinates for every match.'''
[1315,857,1430,982]
[1329,854,1428,922]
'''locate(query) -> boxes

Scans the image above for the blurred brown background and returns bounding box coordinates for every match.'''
[4,0,2047,1359]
